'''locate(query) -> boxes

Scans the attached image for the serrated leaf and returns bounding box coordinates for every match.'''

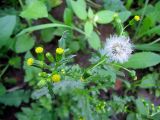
[0,90,30,107]
[70,0,87,20]
[88,32,101,50]
[0,15,16,46]
[15,34,35,53]
[95,10,115,24]
[20,0,48,20]
[123,52,160,69]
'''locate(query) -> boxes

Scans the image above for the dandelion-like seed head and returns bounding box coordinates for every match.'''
[104,35,133,63]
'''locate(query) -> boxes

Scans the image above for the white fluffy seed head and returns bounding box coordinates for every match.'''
[103,35,133,63]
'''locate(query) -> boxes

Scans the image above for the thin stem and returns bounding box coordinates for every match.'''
[149,38,160,45]
[134,0,149,40]
[18,0,24,9]
[0,64,9,80]
[111,63,130,72]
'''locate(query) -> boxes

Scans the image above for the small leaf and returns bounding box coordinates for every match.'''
[139,73,158,88]
[88,32,101,50]
[41,28,55,43]
[95,10,115,24]
[63,8,73,25]
[0,15,16,46]
[15,34,35,53]
[0,84,6,96]
[70,0,87,20]
[123,52,160,69]
[84,21,93,37]
[9,56,21,69]
[20,0,48,20]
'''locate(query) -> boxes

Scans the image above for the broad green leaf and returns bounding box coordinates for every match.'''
[20,0,48,20]
[95,10,115,24]
[70,0,87,20]
[139,73,158,88]
[135,98,148,115]
[119,11,131,22]
[123,52,160,69]
[41,28,55,43]
[0,15,16,46]
[88,32,101,50]
[135,43,160,52]
[63,8,73,25]
[15,34,35,53]
[0,90,30,107]
[127,113,137,120]
[84,21,93,37]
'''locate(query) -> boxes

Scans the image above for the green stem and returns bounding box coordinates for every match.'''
[86,56,106,72]
[149,38,160,45]
[16,23,86,37]
[134,0,149,40]
[0,64,9,80]
[18,0,24,9]
[111,63,130,72]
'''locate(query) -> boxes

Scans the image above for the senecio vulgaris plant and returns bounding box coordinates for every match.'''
[26,16,140,120]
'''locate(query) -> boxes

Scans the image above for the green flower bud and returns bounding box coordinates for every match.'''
[46,52,54,62]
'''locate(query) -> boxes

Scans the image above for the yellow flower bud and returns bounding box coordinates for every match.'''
[27,58,34,66]
[52,74,61,83]
[56,48,64,55]
[134,15,140,21]
[35,47,44,54]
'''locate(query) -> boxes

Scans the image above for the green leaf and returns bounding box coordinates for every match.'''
[0,84,6,96]
[139,73,158,88]
[63,8,73,25]
[15,34,35,53]
[88,32,101,50]
[151,112,160,120]
[70,0,87,20]
[135,98,149,115]
[95,10,115,24]
[41,28,55,43]
[119,11,131,22]
[20,0,48,20]
[9,56,21,69]
[135,43,160,52]
[69,41,80,52]
[0,15,16,46]
[16,103,52,120]
[127,113,137,120]
[123,52,160,69]
[0,90,30,107]
[84,21,93,37]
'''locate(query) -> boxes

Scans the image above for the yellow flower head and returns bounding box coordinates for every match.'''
[134,15,140,21]
[52,74,61,83]
[35,47,44,54]
[27,58,34,66]
[56,48,64,55]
